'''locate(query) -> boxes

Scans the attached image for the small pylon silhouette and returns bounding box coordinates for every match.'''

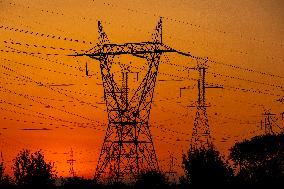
[261,110,277,135]
[67,148,76,177]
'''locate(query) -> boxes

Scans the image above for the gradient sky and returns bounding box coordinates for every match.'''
[0,0,283,178]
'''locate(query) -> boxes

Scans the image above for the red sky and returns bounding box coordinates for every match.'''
[0,0,283,178]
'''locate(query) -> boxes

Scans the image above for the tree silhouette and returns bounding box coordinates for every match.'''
[13,149,56,188]
[62,176,99,189]
[106,181,128,189]
[0,153,13,188]
[230,133,284,186]
[134,170,169,189]
[0,156,3,182]
[181,145,233,187]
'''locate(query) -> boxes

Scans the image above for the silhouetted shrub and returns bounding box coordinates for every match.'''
[62,176,99,189]
[182,145,233,187]
[12,149,56,188]
[107,181,128,189]
[230,133,284,186]
[0,157,3,181]
[134,170,169,189]
[0,153,14,189]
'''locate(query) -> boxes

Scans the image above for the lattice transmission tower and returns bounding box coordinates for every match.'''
[70,18,190,182]
[67,148,76,177]
[190,59,222,150]
[165,151,178,183]
[260,110,278,135]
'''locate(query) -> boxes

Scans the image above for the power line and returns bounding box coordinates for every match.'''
[0,102,106,131]
[100,1,284,48]
[2,0,102,28]
[114,53,283,98]
[160,56,284,80]
[3,40,83,53]
[0,25,93,44]
[0,71,97,98]
[0,64,102,110]
[102,19,284,64]
[1,58,88,78]
[0,85,98,123]
[134,62,283,99]
[207,71,284,90]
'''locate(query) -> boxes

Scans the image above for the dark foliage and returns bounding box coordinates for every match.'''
[61,176,100,189]
[12,149,56,188]
[230,133,284,186]
[0,158,3,181]
[105,181,129,189]
[0,155,13,188]
[181,145,233,187]
[1,134,283,189]
[134,170,169,189]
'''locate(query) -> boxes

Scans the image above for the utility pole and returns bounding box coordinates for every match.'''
[70,18,191,183]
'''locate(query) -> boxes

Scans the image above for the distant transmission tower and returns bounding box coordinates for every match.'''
[70,18,190,182]
[67,148,76,177]
[190,59,222,150]
[0,151,3,167]
[165,151,177,183]
[260,110,277,135]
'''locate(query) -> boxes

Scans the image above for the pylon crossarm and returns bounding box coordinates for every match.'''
[68,42,190,58]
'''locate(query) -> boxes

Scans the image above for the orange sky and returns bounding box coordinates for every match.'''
[0,0,283,178]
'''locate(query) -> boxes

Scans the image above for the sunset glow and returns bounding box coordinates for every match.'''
[0,0,283,179]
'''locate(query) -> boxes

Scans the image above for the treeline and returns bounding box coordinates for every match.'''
[1,133,284,188]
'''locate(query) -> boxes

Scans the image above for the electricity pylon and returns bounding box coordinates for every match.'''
[261,110,277,135]
[190,59,222,150]
[165,151,177,183]
[67,148,76,177]
[70,18,190,182]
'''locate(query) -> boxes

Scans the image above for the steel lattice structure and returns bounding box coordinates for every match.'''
[191,61,211,150]
[190,60,222,150]
[261,110,277,135]
[67,148,76,177]
[70,18,190,182]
